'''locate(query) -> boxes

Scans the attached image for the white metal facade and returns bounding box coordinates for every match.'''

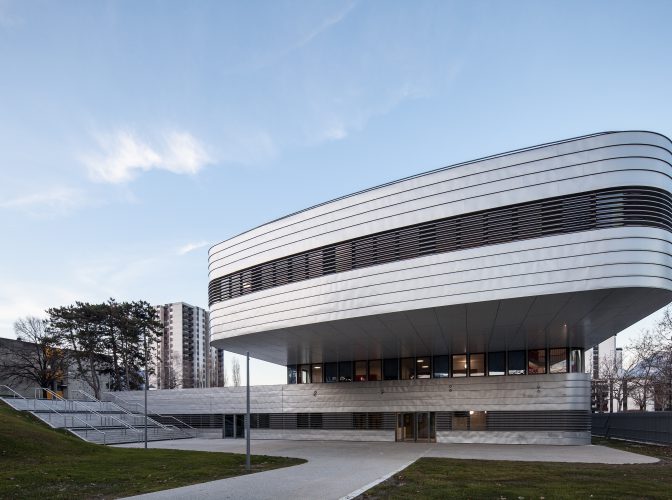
[210,131,672,363]
[203,131,672,444]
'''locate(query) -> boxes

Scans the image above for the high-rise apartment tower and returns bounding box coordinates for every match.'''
[154,302,224,389]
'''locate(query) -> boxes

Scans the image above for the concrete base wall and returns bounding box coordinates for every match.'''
[191,429,223,439]
[437,431,590,445]
[111,373,590,414]
[250,429,394,442]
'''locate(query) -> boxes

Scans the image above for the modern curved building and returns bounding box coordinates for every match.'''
[208,131,672,444]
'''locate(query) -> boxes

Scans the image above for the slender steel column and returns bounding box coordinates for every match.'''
[245,352,250,471]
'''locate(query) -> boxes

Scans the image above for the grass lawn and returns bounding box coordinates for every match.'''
[360,438,672,499]
[0,402,305,499]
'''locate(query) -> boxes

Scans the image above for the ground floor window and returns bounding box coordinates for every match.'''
[286,347,585,383]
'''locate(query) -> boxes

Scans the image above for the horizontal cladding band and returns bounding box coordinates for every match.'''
[146,411,591,432]
[210,158,672,274]
[207,235,672,321]
[208,186,672,306]
[208,132,672,262]
[210,272,672,334]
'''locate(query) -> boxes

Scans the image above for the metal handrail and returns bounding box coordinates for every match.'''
[105,392,197,434]
[72,389,175,433]
[1,384,26,400]
[0,385,107,444]
[40,388,143,441]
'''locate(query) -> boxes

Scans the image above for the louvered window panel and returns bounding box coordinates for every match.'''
[210,186,672,306]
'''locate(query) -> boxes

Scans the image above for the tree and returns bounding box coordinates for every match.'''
[47,299,163,397]
[232,357,241,387]
[0,317,66,395]
[167,351,183,389]
[222,358,229,387]
[127,300,163,391]
[627,329,660,411]
[598,353,637,412]
[48,302,109,399]
[651,308,672,410]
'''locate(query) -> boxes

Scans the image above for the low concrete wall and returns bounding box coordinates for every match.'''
[191,429,223,439]
[592,412,672,445]
[437,431,590,445]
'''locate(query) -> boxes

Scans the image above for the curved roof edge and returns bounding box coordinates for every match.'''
[209,130,672,253]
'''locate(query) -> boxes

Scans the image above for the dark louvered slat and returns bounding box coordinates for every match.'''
[209,186,672,306]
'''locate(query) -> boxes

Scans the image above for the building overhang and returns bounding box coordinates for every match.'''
[211,286,672,366]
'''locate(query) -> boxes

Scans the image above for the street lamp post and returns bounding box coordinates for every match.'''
[144,328,148,449]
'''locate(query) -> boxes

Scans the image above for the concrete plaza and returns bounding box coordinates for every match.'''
[118,438,657,500]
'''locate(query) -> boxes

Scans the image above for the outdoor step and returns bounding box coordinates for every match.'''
[2,396,192,445]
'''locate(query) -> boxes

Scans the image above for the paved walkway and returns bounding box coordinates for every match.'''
[118,439,657,500]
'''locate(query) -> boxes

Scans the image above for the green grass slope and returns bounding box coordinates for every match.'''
[361,438,672,500]
[0,401,304,499]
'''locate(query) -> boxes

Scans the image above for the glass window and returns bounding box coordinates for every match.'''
[416,356,431,378]
[549,348,568,374]
[470,411,487,431]
[452,354,467,377]
[569,348,583,373]
[433,355,449,378]
[287,365,297,384]
[354,360,367,381]
[338,361,353,382]
[508,350,526,375]
[298,364,311,383]
[469,353,485,376]
[324,362,338,383]
[400,358,415,380]
[528,349,546,374]
[383,358,398,380]
[368,360,382,381]
[452,411,469,430]
[487,352,505,376]
[311,364,323,383]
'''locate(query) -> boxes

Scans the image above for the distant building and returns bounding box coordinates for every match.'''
[587,336,620,412]
[0,337,111,399]
[587,336,618,379]
[154,302,224,389]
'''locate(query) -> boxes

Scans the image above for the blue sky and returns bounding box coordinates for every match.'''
[1,0,671,384]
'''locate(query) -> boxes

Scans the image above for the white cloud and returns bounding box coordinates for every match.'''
[0,186,86,216]
[321,123,348,141]
[162,132,211,175]
[82,129,213,184]
[0,283,80,338]
[177,241,209,256]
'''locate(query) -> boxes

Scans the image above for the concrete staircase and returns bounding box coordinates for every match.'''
[0,386,193,445]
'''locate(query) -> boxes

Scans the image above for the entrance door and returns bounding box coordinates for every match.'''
[396,412,436,442]
[223,414,234,438]
[398,413,415,442]
[235,414,245,438]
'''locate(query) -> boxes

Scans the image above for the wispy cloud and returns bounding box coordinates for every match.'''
[81,129,213,183]
[218,127,278,166]
[224,1,357,74]
[0,0,20,28]
[287,1,357,54]
[177,241,209,256]
[0,186,87,216]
